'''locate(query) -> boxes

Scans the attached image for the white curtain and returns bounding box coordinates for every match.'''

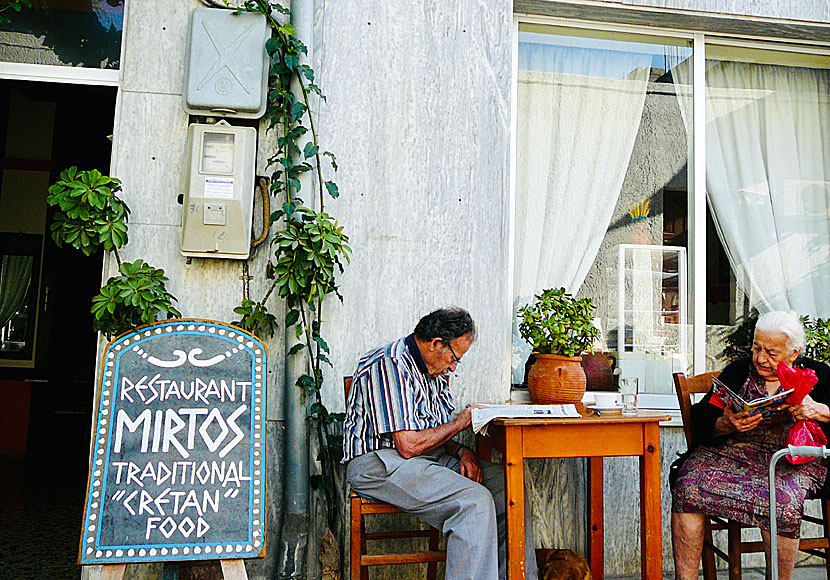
[513,44,651,380]
[0,255,33,330]
[676,60,830,317]
[709,62,830,316]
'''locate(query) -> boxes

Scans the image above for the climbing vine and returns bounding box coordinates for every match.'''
[232,0,351,533]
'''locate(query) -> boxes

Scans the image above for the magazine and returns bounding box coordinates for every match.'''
[710,375,793,417]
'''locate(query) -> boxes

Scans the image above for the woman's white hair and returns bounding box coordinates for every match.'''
[754,311,805,353]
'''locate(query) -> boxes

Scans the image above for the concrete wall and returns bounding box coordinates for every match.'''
[313,0,515,412]
[84,1,284,578]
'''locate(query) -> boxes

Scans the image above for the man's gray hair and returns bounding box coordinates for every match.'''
[414,307,477,343]
[755,311,805,353]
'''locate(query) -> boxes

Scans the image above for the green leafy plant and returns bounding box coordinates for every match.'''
[47,167,129,256]
[232,299,278,339]
[47,167,180,339]
[722,311,758,363]
[0,0,32,25]
[91,260,181,338]
[518,287,599,357]
[234,0,350,535]
[803,315,830,364]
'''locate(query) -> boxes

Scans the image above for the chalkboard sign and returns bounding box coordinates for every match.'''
[79,320,267,565]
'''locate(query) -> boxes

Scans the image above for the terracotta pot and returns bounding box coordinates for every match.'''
[581,352,616,391]
[527,354,586,404]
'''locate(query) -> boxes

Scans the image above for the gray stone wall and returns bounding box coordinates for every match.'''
[83,1,284,579]
[312,0,515,411]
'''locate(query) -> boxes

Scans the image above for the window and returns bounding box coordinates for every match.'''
[513,20,830,391]
[0,233,41,361]
[0,0,123,69]
[512,24,693,393]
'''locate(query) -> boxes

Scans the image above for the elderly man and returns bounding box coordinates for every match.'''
[343,307,538,580]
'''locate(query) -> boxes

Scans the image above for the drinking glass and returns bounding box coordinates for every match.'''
[619,377,639,416]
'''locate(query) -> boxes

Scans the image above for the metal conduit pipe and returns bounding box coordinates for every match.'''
[278,1,313,578]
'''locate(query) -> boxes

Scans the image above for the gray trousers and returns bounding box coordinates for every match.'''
[347,448,539,580]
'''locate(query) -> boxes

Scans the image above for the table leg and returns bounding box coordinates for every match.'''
[587,457,604,580]
[505,426,526,580]
[639,422,663,580]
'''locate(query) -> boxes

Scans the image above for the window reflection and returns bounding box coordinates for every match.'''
[0,234,41,361]
[0,0,124,69]
[513,24,694,393]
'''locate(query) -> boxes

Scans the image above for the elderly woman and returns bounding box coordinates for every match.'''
[672,311,830,580]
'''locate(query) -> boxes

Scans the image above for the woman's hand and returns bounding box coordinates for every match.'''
[786,395,830,423]
[714,407,763,435]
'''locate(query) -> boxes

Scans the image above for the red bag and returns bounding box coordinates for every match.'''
[786,419,828,464]
[778,361,825,464]
[778,361,817,405]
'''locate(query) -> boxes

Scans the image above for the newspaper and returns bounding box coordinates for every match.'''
[471,404,580,435]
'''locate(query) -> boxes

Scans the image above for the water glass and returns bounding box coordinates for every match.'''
[619,377,639,416]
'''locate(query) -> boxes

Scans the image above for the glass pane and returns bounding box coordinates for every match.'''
[513,24,694,395]
[703,45,830,369]
[0,0,123,69]
[0,254,34,357]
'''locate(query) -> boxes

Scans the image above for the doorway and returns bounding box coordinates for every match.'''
[0,80,116,579]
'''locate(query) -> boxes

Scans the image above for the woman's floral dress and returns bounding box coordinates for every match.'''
[672,370,827,538]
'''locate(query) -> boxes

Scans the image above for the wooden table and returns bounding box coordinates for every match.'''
[476,411,668,580]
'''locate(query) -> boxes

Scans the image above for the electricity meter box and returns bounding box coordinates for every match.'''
[182,8,269,118]
[181,121,256,260]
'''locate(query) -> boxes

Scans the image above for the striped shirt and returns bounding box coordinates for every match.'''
[342,334,455,463]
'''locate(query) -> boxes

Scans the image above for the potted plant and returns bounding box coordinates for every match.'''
[518,287,599,404]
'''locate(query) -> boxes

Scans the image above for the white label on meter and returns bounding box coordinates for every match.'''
[204,176,234,199]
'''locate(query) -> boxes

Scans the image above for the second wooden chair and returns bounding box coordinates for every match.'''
[673,371,830,580]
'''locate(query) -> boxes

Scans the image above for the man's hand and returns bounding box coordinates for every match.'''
[454,406,474,430]
[786,395,830,422]
[715,406,762,435]
[392,406,477,459]
[457,447,482,483]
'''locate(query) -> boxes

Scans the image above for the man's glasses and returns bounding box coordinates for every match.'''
[444,341,461,365]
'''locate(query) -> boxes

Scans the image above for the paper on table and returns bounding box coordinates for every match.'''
[471,404,580,435]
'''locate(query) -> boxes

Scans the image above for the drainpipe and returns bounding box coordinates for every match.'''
[278,0,313,578]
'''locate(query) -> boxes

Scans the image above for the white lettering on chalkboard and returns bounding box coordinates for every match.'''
[112,460,252,488]
[80,320,267,564]
[145,348,228,369]
[113,404,248,459]
[120,375,252,405]
[145,515,211,540]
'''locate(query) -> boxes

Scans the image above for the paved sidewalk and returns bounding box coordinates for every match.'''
[630,565,829,580]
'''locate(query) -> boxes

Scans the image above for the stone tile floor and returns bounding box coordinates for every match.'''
[0,459,85,580]
[2,451,828,580]
[623,566,829,580]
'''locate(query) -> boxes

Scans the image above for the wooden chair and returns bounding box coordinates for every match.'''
[673,371,830,580]
[344,376,446,580]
